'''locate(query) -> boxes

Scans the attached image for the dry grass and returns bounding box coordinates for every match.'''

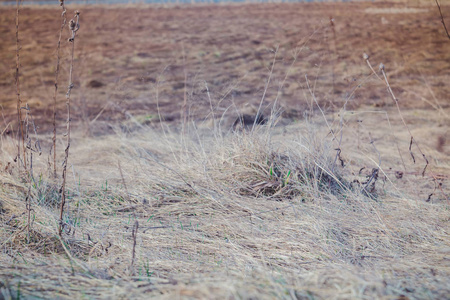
[1,1,450,299]
[1,109,450,298]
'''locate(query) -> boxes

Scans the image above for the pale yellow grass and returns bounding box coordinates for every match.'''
[1,107,449,299]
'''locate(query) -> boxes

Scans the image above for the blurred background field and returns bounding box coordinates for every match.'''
[0,1,449,133]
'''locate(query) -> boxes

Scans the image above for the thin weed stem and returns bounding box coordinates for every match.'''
[52,1,67,178]
[305,74,336,142]
[59,11,80,236]
[434,0,450,40]
[252,45,278,133]
[15,0,25,170]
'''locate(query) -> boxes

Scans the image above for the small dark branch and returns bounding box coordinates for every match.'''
[409,136,415,164]
[334,148,344,168]
[59,142,70,236]
[358,167,365,175]
[25,186,31,244]
[332,96,347,173]
[435,0,450,40]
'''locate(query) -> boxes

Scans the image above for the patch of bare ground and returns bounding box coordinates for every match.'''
[0,1,449,132]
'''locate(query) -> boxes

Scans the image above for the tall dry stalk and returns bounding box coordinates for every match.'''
[52,1,67,178]
[181,44,188,136]
[15,0,25,170]
[59,11,80,236]
[329,16,337,93]
[434,0,450,40]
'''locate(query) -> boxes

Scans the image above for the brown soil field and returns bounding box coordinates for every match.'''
[0,1,449,134]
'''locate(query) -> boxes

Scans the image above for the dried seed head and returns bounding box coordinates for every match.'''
[363,53,369,60]
[75,10,80,16]
[69,19,76,31]
[59,0,64,6]
[379,63,385,71]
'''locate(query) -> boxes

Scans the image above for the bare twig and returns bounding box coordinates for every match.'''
[25,186,31,244]
[434,0,450,40]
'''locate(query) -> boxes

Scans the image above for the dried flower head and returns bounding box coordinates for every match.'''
[69,19,76,31]
[379,63,385,71]
[59,0,64,6]
[363,53,369,60]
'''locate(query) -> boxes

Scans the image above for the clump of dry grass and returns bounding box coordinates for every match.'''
[204,126,348,200]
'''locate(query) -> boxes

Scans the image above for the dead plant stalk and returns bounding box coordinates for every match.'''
[15,0,25,170]
[52,1,67,178]
[59,11,80,236]
[434,0,450,40]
